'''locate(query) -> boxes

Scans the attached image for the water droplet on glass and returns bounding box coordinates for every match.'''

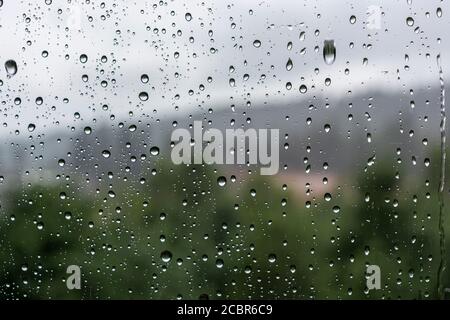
[79,54,88,63]
[406,17,414,26]
[161,250,173,263]
[139,91,149,101]
[253,40,261,48]
[27,123,35,132]
[141,74,149,83]
[216,259,224,268]
[268,254,277,263]
[150,146,160,156]
[286,58,293,71]
[5,60,18,76]
[323,40,336,65]
[217,176,227,187]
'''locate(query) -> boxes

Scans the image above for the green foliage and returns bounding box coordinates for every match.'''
[0,158,449,299]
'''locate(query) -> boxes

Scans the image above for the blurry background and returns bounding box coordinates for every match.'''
[0,0,449,299]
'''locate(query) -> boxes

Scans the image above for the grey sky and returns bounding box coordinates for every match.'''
[0,0,449,136]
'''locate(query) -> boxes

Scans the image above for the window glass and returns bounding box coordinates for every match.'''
[0,0,449,300]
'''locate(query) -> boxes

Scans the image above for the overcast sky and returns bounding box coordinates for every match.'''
[0,0,448,136]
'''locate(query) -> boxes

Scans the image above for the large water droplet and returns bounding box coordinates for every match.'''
[139,91,148,101]
[141,74,149,83]
[299,84,307,94]
[79,54,88,63]
[286,58,293,71]
[406,17,414,27]
[323,40,336,65]
[161,250,173,263]
[217,176,227,187]
[150,146,160,156]
[5,60,18,76]
[27,123,35,132]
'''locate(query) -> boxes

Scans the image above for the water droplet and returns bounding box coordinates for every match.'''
[286,58,293,71]
[268,254,277,263]
[216,259,224,268]
[79,54,88,63]
[349,15,356,24]
[253,40,261,48]
[5,60,17,76]
[406,17,414,27]
[323,40,336,65]
[141,74,149,83]
[84,126,92,134]
[161,250,172,263]
[150,146,160,156]
[299,31,305,41]
[27,123,35,132]
[217,176,227,187]
[185,12,192,21]
[102,150,111,158]
[139,91,148,101]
